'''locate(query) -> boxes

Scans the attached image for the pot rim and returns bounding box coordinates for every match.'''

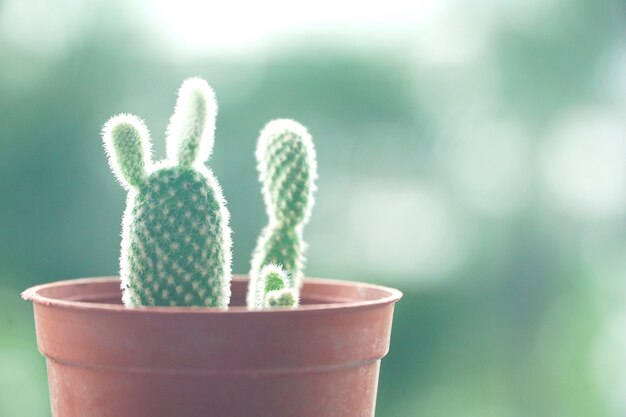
[22,276,403,315]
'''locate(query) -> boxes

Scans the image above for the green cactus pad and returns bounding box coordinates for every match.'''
[103,78,232,307]
[247,120,317,308]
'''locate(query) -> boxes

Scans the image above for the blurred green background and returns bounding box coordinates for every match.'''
[1,0,625,415]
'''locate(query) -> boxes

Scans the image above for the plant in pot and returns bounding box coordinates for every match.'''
[22,78,402,417]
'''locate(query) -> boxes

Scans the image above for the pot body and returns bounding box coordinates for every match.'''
[23,276,401,417]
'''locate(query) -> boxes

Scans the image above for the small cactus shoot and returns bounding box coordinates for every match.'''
[252,264,298,309]
[247,119,317,308]
[102,78,232,307]
[266,289,298,308]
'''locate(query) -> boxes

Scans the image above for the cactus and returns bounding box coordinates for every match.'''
[102,78,232,307]
[247,119,317,308]
[251,264,298,309]
[266,288,298,308]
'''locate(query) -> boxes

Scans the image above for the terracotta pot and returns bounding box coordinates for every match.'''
[22,276,402,417]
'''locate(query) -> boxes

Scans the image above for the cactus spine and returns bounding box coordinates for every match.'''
[102,78,232,307]
[247,119,317,308]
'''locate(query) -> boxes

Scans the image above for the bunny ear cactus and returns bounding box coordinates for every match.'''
[102,78,232,307]
[247,119,317,309]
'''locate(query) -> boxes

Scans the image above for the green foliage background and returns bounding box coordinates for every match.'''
[0,0,625,415]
